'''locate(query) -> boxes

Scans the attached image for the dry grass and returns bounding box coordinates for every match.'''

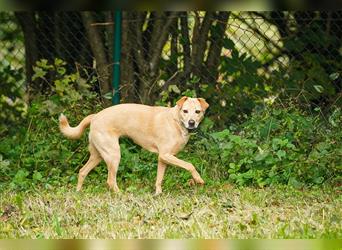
[0,184,341,239]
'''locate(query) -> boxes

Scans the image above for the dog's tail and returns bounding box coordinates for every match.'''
[59,113,95,140]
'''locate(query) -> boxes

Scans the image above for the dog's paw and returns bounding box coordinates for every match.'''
[189,179,195,186]
[108,185,120,193]
[154,191,162,196]
[192,172,205,185]
[194,177,205,185]
[154,186,163,196]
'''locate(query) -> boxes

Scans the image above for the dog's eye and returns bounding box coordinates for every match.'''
[183,110,188,113]
[195,110,201,114]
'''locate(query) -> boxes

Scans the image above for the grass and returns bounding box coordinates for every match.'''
[0,181,341,239]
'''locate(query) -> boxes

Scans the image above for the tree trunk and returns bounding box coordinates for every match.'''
[15,11,39,100]
[163,12,191,90]
[121,11,136,102]
[36,12,55,62]
[205,11,229,83]
[167,18,178,77]
[105,11,114,85]
[131,11,179,104]
[81,11,111,105]
[180,12,191,81]
[191,11,214,79]
[149,12,179,76]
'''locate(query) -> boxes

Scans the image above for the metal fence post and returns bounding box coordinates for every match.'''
[112,10,121,105]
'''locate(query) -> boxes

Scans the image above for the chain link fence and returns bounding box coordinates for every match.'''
[1,11,341,123]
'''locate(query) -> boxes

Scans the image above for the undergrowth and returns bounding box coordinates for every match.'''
[0,59,341,191]
[0,96,341,192]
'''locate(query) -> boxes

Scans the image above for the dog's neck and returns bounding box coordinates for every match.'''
[171,106,189,137]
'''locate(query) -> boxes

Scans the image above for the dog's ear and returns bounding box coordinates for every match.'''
[176,96,188,108]
[198,98,209,111]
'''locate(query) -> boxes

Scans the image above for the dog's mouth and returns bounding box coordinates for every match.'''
[182,121,198,131]
[185,125,197,131]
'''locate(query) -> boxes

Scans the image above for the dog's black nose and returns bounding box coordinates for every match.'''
[188,119,195,127]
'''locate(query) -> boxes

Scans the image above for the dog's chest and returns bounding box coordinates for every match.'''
[171,133,189,154]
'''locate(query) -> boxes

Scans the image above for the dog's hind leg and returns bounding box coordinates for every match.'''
[155,158,167,195]
[77,143,102,191]
[94,134,121,192]
[104,138,121,192]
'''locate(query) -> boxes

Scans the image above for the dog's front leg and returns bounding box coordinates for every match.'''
[155,158,167,195]
[159,153,204,185]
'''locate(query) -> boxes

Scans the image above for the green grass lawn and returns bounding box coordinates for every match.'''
[1,182,341,239]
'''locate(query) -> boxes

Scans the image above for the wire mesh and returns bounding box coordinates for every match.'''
[0,11,341,110]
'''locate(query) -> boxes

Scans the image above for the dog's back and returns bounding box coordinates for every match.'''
[90,104,172,153]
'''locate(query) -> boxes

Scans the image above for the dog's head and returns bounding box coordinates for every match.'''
[176,96,209,130]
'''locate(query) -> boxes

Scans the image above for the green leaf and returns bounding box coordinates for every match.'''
[55,79,66,95]
[200,117,214,132]
[260,119,279,138]
[53,215,62,236]
[255,152,268,162]
[288,177,303,189]
[223,38,235,50]
[230,135,242,144]
[103,92,113,100]
[54,58,66,67]
[15,194,24,210]
[32,67,47,81]
[276,150,286,159]
[69,73,78,82]
[313,176,324,184]
[57,67,66,75]
[200,84,208,91]
[33,171,43,182]
[211,129,230,140]
[329,72,339,80]
[313,85,324,93]
[168,85,181,94]
[37,59,48,68]
[13,169,29,182]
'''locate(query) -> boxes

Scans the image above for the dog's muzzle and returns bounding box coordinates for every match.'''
[187,119,196,130]
[188,119,195,127]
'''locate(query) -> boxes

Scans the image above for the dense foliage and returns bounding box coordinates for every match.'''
[188,105,341,188]
[0,61,26,134]
[1,64,341,190]
[1,11,341,191]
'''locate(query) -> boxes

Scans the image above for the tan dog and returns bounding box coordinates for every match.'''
[59,96,209,194]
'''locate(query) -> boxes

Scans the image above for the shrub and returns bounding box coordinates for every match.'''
[187,103,342,187]
[0,59,102,189]
[1,59,340,190]
[0,60,26,135]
